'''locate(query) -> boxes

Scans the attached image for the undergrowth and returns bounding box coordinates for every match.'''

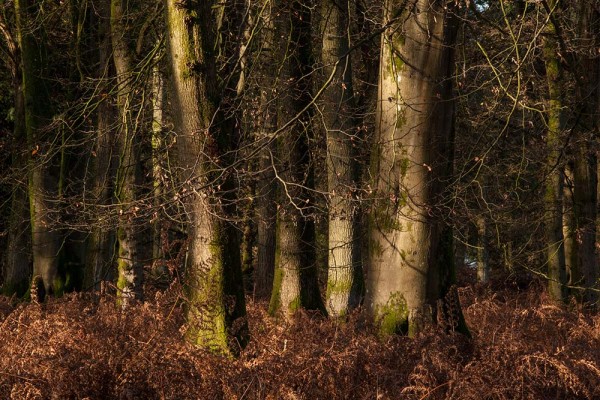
[0,280,599,399]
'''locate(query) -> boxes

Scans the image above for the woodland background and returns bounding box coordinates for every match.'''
[1,0,600,398]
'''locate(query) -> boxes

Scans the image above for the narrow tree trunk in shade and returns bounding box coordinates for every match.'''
[3,60,31,296]
[563,162,575,287]
[15,0,62,296]
[320,0,362,317]
[476,215,489,284]
[254,10,278,299]
[165,0,247,355]
[84,0,116,291]
[151,47,165,267]
[542,0,567,302]
[255,127,276,298]
[269,1,323,317]
[111,0,143,306]
[367,0,459,336]
[572,1,599,305]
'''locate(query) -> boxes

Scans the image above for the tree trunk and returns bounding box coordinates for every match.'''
[320,0,362,317]
[151,44,165,268]
[254,6,278,300]
[111,0,143,306]
[84,0,117,291]
[3,46,31,296]
[367,0,458,336]
[165,0,247,355]
[542,0,566,302]
[269,0,323,317]
[476,215,489,284]
[563,162,574,288]
[15,0,62,296]
[572,1,599,304]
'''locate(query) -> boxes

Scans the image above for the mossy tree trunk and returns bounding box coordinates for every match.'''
[269,0,324,317]
[165,0,247,355]
[319,0,362,317]
[15,0,62,296]
[367,0,459,336]
[111,0,143,306]
[84,0,117,291]
[542,0,566,302]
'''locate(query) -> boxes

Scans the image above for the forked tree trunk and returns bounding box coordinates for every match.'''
[165,0,247,355]
[320,0,362,317]
[367,0,459,336]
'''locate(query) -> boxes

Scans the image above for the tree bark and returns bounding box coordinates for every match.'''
[542,0,566,302]
[254,4,278,300]
[111,0,143,306]
[269,0,323,317]
[15,0,62,296]
[476,215,489,284]
[165,0,247,355]
[367,0,458,336]
[320,0,362,317]
[572,0,599,304]
[84,0,117,291]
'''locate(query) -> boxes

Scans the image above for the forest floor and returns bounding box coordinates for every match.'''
[0,270,599,399]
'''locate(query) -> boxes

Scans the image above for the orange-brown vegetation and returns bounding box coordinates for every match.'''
[0,278,599,399]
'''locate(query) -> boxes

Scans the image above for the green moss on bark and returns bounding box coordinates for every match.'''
[375,292,409,336]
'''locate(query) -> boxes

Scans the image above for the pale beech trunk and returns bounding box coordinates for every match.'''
[542,0,566,302]
[111,0,143,306]
[165,0,247,354]
[15,0,62,296]
[367,0,458,336]
[269,0,323,316]
[320,0,361,317]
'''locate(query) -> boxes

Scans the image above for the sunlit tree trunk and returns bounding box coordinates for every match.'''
[320,0,362,317]
[269,0,323,317]
[111,0,143,306]
[15,0,62,296]
[165,0,247,355]
[367,0,459,336]
[542,0,566,302]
